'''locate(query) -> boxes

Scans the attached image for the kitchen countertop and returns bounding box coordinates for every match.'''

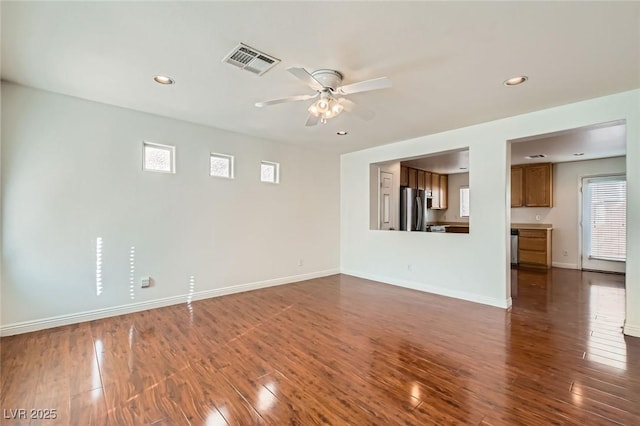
[511,223,553,230]
[426,223,552,230]
[426,222,469,227]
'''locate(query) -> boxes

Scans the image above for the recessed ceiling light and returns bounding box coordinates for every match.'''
[573,152,585,156]
[336,131,348,136]
[503,76,528,86]
[154,75,175,85]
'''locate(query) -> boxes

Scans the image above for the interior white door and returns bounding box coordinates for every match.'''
[379,171,393,230]
[581,176,626,273]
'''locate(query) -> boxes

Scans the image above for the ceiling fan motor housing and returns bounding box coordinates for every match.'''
[311,69,343,91]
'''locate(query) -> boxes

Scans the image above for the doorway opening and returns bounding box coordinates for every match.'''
[506,119,627,304]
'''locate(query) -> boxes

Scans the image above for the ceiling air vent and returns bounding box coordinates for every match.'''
[222,43,280,76]
[525,154,546,159]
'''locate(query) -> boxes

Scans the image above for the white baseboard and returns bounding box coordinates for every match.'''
[623,322,640,338]
[552,262,579,269]
[341,269,511,309]
[0,269,339,336]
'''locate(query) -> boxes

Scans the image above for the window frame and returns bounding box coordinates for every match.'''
[260,160,280,184]
[459,185,470,218]
[584,175,626,262]
[142,141,176,174]
[209,153,235,179]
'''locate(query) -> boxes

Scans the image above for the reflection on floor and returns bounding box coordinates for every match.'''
[1,271,639,425]
[512,267,628,369]
[510,267,639,422]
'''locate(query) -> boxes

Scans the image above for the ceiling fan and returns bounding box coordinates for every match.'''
[255,67,392,126]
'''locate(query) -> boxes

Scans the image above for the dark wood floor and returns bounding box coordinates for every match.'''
[2,270,639,425]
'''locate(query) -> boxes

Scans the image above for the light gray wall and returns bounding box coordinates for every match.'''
[1,83,340,332]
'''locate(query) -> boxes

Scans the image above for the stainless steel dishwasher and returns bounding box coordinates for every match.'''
[511,229,519,265]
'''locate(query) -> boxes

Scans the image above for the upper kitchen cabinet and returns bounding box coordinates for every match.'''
[417,170,425,190]
[439,174,448,209]
[431,172,441,208]
[511,163,553,208]
[424,171,432,195]
[511,166,524,207]
[525,163,553,207]
[430,173,449,210]
[408,168,418,189]
[400,166,408,187]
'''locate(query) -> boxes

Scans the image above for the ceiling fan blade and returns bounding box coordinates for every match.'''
[337,77,392,95]
[255,93,318,108]
[339,98,375,121]
[287,67,325,91]
[305,114,320,127]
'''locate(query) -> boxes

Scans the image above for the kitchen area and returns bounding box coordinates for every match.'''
[510,162,553,268]
[395,149,471,234]
[370,120,626,272]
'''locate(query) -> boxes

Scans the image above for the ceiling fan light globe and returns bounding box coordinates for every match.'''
[317,99,330,111]
[308,104,319,115]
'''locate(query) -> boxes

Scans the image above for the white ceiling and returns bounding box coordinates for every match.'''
[2,2,639,154]
[401,120,626,174]
[510,120,626,166]
[402,149,470,175]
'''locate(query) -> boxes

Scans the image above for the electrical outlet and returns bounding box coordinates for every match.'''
[563,250,568,257]
[407,264,412,271]
[141,276,151,288]
[535,215,541,221]
[297,259,304,267]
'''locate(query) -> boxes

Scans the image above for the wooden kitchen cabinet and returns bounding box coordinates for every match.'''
[400,166,408,187]
[431,172,441,208]
[399,165,447,208]
[511,163,552,208]
[424,172,432,195]
[511,166,524,207]
[417,170,425,190]
[525,163,553,207]
[430,173,449,210]
[518,228,552,268]
[439,174,448,209]
[408,168,418,189]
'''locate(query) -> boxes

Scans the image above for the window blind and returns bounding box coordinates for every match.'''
[588,178,626,261]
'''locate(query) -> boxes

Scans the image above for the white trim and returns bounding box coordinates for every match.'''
[341,270,511,309]
[0,269,339,336]
[623,322,640,338]
[552,262,579,269]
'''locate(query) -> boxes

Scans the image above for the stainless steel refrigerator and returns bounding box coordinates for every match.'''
[400,187,430,231]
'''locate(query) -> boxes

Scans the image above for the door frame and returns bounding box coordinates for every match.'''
[379,170,394,230]
[577,173,626,272]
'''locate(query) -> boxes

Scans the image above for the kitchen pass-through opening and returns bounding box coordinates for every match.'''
[369,148,470,234]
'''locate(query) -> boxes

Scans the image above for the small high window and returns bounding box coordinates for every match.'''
[143,142,175,173]
[261,161,279,184]
[210,153,234,179]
